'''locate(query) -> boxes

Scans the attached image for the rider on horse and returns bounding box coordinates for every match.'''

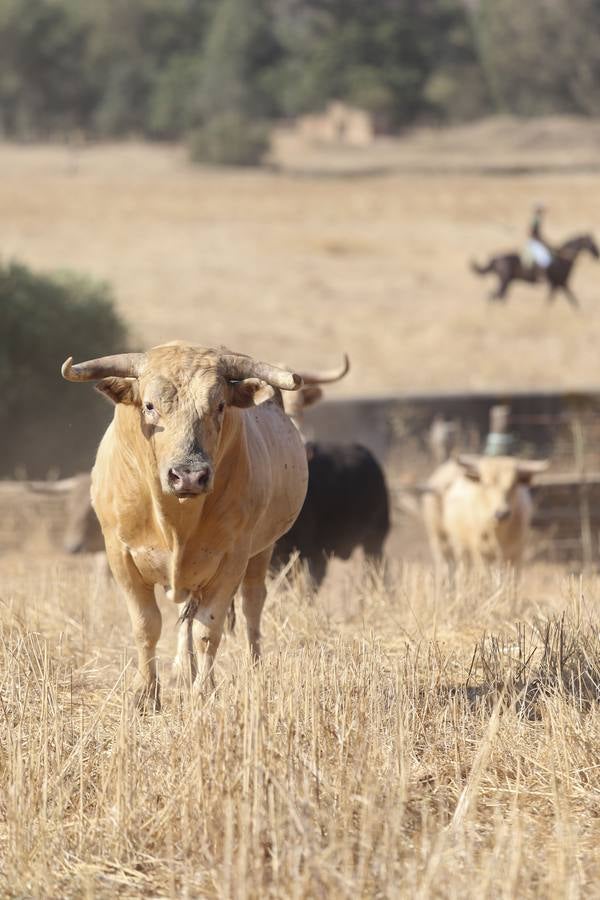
[522,204,553,275]
[472,209,598,305]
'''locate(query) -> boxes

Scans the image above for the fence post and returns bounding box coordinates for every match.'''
[571,413,593,568]
[483,404,514,456]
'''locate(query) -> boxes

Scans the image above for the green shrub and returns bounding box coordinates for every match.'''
[0,261,128,478]
[187,112,269,166]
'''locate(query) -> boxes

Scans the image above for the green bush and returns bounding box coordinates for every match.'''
[0,261,128,478]
[187,112,269,166]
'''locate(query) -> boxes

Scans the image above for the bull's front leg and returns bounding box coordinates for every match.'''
[106,539,162,711]
[190,598,231,692]
[173,596,229,692]
[174,566,246,694]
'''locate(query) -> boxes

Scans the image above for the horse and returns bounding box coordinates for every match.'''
[471,233,599,307]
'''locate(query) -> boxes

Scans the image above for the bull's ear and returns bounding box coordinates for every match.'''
[301,386,323,409]
[228,378,263,408]
[95,377,140,406]
[457,454,481,481]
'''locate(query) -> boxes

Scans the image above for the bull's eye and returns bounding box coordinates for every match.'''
[217,401,225,414]
[144,402,155,413]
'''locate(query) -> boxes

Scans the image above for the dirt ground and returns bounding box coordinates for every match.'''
[2,117,600,397]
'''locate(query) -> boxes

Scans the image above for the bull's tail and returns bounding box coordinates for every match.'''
[470,258,494,276]
[177,596,198,625]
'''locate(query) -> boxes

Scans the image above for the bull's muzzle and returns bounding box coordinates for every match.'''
[167,463,212,497]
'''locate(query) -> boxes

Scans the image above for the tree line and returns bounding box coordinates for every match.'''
[0,0,597,159]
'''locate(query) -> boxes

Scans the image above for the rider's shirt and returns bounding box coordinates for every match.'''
[523,211,552,268]
[524,238,552,268]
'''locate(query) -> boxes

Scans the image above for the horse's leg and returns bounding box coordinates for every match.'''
[562,285,580,309]
[546,284,556,304]
[491,277,510,301]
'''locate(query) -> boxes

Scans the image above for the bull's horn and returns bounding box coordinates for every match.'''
[61,353,146,382]
[220,354,302,391]
[297,353,350,386]
[517,459,549,474]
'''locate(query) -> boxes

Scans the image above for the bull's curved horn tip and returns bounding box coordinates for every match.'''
[61,357,75,379]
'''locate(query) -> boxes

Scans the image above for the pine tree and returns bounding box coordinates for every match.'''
[198,0,282,122]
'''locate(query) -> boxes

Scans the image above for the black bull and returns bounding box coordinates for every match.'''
[272,441,390,585]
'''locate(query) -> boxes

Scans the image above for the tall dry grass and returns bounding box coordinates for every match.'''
[1,554,600,897]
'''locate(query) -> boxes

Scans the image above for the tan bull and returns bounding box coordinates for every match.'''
[49,354,348,566]
[423,454,548,570]
[62,342,308,708]
[49,354,349,558]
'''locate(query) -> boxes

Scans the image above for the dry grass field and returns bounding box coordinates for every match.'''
[3,121,600,897]
[1,119,600,395]
[2,553,600,897]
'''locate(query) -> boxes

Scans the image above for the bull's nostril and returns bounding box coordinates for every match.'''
[168,464,211,494]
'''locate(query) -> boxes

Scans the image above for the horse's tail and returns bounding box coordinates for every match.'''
[470,258,494,276]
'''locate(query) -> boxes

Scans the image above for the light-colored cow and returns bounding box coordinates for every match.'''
[62,342,308,709]
[423,454,548,570]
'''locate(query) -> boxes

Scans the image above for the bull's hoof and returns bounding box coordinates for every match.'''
[134,682,162,714]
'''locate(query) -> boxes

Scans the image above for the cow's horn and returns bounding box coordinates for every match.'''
[220,355,302,391]
[61,353,146,382]
[297,353,350,386]
[517,459,549,474]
